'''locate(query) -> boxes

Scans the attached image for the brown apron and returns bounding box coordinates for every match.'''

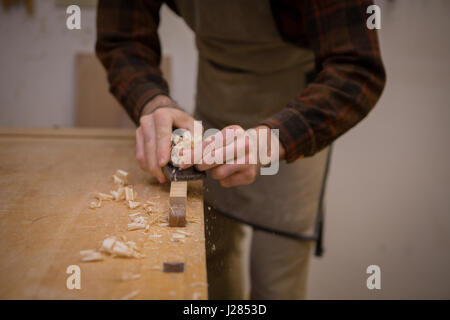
[174,0,329,237]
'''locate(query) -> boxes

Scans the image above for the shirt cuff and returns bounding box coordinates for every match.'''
[125,84,170,125]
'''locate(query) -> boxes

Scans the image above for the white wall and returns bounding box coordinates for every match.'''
[0,2,197,127]
[307,0,450,299]
[0,1,96,127]
[0,0,449,299]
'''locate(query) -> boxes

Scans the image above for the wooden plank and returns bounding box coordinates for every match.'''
[170,181,188,207]
[75,53,130,128]
[75,53,171,129]
[169,181,187,227]
[0,127,207,299]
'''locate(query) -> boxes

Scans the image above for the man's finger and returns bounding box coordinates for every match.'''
[210,163,245,181]
[172,109,196,133]
[219,168,256,188]
[141,117,166,183]
[135,127,147,171]
[197,133,247,171]
[153,110,173,167]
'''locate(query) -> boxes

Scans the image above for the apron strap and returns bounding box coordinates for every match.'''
[314,144,333,257]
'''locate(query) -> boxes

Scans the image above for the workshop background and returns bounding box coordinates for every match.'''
[0,0,449,299]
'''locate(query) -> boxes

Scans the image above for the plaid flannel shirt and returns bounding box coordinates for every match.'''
[96,0,386,162]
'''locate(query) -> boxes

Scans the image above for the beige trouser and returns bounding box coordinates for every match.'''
[205,207,313,300]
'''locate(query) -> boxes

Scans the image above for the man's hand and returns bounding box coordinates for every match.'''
[193,125,285,188]
[136,95,196,183]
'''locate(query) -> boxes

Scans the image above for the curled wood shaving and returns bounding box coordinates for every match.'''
[116,169,129,182]
[99,237,116,254]
[95,192,113,201]
[124,186,135,201]
[80,249,104,262]
[128,200,141,209]
[111,187,125,201]
[89,199,102,209]
[128,216,148,231]
[98,236,143,258]
[127,222,147,231]
[113,174,125,186]
[112,241,135,257]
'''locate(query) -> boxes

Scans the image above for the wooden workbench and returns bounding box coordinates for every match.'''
[0,128,207,299]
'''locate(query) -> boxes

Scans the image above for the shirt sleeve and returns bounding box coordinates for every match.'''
[260,0,386,163]
[95,0,169,125]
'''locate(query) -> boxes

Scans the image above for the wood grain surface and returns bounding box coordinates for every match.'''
[0,128,207,299]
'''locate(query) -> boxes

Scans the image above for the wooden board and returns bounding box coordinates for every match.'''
[169,181,188,227]
[75,53,171,129]
[0,127,207,299]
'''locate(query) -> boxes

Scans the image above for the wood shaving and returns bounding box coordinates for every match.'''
[170,231,186,242]
[111,187,125,201]
[112,241,135,257]
[128,200,141,209]
[121,290,139,300]
[127,222,147,231]
[113,174,125,186]
[171,233,185,239]
[124,186,135,201]
[128,216,148,231]
[131,216,147,224]
[121,273,141,281]
[126,241,138,251]
[99,237,116,254]
[174,230,191,236]
[95,192,113,201]
[115,169,129,182]
[80,249,104,262]
[89,199,102,209]
[98,236,142,258]
[129,211,144,217]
